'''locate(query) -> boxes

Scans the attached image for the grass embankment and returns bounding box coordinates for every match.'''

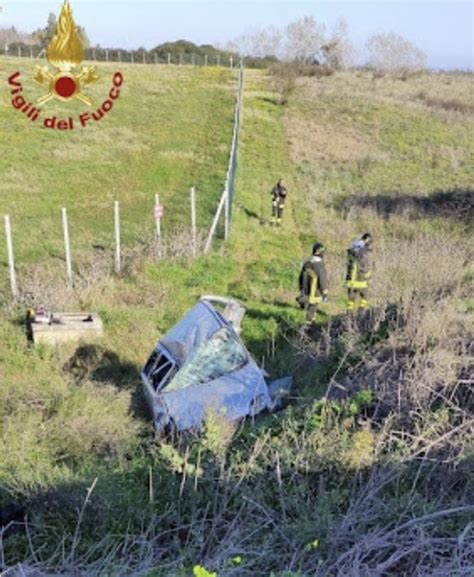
[1,67,473,576]
[0,58,235,267]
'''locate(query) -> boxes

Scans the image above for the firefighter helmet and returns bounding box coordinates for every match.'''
[312,242,325,255]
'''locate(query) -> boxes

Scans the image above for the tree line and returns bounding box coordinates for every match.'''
[1,13,426,71]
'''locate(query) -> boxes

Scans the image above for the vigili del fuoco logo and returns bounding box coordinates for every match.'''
[7,0,124,130]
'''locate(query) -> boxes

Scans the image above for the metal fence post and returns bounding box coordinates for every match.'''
[155,194,161,239]
[114,201,121,273]
[204,190,227,254]
[4,215,17,298]
[190,187,197,256]
[224,180,230,241]
[62,208,73,287]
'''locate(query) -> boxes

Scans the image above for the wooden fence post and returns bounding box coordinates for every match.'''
[229,56,233,69]
[204,54,208,66]
[4,215,17,298]
[62,208,73,287]
[190,187,197,256]
[114,201,121,273]
[168,53,171,65]
[143,52,146,64]
[105,49,109,62]
[118,50,121,63]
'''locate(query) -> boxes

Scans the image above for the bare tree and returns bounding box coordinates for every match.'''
[322,17,355,70]
[225,26,282,59]
[366,31,427,71]
[285,15,326,63]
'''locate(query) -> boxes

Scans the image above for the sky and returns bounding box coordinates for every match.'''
[1,0,472,69]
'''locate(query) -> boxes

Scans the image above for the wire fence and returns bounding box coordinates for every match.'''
[204,63,243,253]
[1,45,239,68]
[1,65,244,299]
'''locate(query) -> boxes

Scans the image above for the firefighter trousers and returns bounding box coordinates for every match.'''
[271,199,285,223]
[347,288,368,311]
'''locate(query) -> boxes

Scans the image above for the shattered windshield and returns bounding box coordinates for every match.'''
[165,327,248,392]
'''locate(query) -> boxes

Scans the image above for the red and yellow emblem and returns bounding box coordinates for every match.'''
[34,0,98,106]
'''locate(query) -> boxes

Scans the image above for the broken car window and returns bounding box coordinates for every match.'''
[165,327,247,392]
[145,350,176,391]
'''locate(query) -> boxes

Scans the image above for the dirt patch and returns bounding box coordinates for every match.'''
[284,111,379,164]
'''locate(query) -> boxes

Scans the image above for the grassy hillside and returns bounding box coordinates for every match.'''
[0,58,236,268]
[0,65,473,576]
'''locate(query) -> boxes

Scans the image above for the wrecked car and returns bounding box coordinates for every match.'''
[141,296,291,431]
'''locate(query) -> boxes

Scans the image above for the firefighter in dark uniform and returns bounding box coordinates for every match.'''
[271,179,287,225]
[297,242,329,323]
[345,232,373,312]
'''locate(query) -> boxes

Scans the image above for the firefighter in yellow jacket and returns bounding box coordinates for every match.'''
[297,242,329,323]
[346,232,373,312]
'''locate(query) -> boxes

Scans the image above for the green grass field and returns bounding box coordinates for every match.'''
[0,61,473,576]
[0,58,236,265]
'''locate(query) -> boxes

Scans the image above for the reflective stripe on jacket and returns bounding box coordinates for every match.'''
[300,256,328,305]
[345,246,371,289]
